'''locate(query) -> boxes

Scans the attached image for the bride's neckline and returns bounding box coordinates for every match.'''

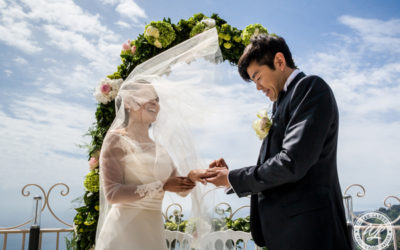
[110,129,156,145]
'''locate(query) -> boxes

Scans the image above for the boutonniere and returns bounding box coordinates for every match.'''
[252,109,272,140]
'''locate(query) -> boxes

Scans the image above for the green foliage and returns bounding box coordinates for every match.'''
[71,12,271,249]
[72,191,99,250]
[144,21,176,48]
[83,170,99,193]
[190,22,207,37]
[377,205,400,249]
[241,24,269,46]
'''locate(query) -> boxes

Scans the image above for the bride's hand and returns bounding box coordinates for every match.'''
[188,169,217,185]
[163,177,196,193]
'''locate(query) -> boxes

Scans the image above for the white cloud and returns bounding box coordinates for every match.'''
[21,0,113,38]
[0,1,42,53]
[301,15,400,210]
[101,0,147,24]
[0,94,93,188]
[116,20,131,28]
[339,15,400,53]
[14,56,27,64]
[4,69,12,77]
[115,0,147,23]
[41,82,63,95]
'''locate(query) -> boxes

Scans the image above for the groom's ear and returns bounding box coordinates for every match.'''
[274,52,286,72]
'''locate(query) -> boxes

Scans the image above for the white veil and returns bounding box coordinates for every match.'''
[96,28,223,249]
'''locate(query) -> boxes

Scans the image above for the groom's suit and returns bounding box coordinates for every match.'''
[228,72,353,250]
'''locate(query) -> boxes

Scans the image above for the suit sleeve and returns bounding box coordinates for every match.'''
[229,77,336,197]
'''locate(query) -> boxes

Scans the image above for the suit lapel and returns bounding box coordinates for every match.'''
[258,71,306,164]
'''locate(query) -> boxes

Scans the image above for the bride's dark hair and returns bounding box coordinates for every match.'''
[115,96,129,127]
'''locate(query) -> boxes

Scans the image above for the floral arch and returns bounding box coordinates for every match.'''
[71,13,269,249]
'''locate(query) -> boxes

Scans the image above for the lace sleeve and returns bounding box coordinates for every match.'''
[135,180,164,198]
[100,133,164,204]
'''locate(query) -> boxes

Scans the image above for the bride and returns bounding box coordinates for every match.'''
[95,28,222,250]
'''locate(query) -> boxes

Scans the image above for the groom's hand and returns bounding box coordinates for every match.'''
[205,167,230,188]
[188,169,217,185]
[209,158,229,169]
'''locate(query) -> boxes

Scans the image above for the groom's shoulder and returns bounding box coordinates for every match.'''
[295,74,332,93]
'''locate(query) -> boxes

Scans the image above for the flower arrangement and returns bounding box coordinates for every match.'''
[144,21,176,49]
[241,24,268,46]
[84,169,100,193]
[189,17,216,37]
[252,109,272,140]
[93,78,123,104]
[88,157,98,171]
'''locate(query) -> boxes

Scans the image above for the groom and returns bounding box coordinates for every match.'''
[206,35,353,250]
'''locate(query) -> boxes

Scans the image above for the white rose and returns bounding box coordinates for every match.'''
[154,39,162,48]
[201,18,216,28]
[146,26,160,38]
[253,28,260,36]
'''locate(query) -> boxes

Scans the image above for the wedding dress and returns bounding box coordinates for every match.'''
[95,133,176,250]
[95,28,223,250]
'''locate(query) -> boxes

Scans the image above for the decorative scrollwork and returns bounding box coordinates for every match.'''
[384,195,400,224]
[0,183,72,230]
[163,203,183,221]
[46,183,72,227]
[231,205,250,220]
[343,184,400,226]
[214,202,233,219]
[21,184,47,211]
[384,195,400,208]
[344,184,366,198]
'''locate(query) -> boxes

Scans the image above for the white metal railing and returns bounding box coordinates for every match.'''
[344,184,400,250]
[0,183,73,250]
[1,183,399,250]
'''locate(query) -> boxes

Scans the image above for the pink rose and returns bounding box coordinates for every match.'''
[89,157,99,170]
[122,43,130,51]
[101,83,111,94]
[131,45,136,54]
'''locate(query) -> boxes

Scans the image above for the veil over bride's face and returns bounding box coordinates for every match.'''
[120,82,160,126]
[130,97,160,125]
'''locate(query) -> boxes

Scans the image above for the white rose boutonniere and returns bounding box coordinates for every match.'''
[252,109,272,140]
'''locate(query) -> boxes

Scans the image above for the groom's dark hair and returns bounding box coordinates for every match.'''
[238,34,297,81]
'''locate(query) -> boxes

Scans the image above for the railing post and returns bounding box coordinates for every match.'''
[343,194,355,250]
[28,196,42,250]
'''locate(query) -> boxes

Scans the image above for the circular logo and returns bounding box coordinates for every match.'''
[353,211,393,250]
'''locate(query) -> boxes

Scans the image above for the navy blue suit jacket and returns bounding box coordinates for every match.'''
[228,73,353,250]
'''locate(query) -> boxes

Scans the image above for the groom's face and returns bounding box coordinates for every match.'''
[247,60,284,102]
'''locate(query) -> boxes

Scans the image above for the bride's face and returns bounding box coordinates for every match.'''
[139,98,160,124]
[128,96,160,125]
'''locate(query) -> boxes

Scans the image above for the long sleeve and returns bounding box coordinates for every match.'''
[100,133,164,204]
[229,76,337,197]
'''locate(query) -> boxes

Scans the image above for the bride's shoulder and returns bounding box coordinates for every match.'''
[105,129,125,142]
[105,129,141,151]
[102,130,131,150]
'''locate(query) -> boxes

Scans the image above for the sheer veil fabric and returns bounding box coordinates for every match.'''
[95,28,223,249]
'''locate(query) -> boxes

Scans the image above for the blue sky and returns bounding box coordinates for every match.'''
[1,0,399,231]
